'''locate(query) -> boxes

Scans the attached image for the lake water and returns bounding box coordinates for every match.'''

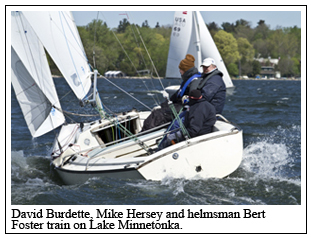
[10,78,302,205]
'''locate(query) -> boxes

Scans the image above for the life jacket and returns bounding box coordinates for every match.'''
[177,72,202,98]
[196,70,223,90]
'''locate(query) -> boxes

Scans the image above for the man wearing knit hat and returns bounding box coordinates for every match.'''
[141,54,201,132]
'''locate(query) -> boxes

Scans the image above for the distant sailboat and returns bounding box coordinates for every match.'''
[11,11,242,185]
[165,11,234,89]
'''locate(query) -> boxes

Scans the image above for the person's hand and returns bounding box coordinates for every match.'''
[182,95,189,105]
[162,90,169,100]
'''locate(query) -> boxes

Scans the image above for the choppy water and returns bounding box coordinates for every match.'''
[10,79,302,205]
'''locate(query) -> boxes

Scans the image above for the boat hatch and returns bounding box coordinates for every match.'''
[91,115,140,145]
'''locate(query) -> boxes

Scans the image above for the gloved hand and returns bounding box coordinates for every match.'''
[182,95,189,105]
[167,130,182,141]
[162,90,169,100]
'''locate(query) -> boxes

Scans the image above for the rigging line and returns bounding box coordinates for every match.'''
[112,28,140,74]
[53,105,99,117]
[92,11,100,68]
[61,11,89,62]
[97,97,115,116]
[98,12,139,74]
[134,25,165,91]
[48,12,87,62]
[98,12,160,106]
[87,93,151,154]
[127,13,148,70]
[99,74,152,111]
[126,12,156,76]
[126,12,161,105]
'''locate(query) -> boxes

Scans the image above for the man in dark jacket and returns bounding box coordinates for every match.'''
[196,58,226,115]
[141,54,201,132]
[184,89,216,138]
[158,89,216,150]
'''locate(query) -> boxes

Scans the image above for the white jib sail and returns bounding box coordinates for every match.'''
[22,11,92,100]
[11,11,65,137]
[196,11,234,88]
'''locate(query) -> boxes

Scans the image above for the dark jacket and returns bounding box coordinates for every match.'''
[198,70,226,114]
[141,67,201,132]
[184,98,216,138]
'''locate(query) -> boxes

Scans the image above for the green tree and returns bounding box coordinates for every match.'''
[277,57,298,77]
[142,20,150,28]
[251,60,261,77]
[221,22,236,34]
[287,26,301,58]
[117,18,130,33]
[253,20,270,41]
[207,22,220,37]
[253,38,270,58]
[234,19,254,42]
[80,20,120,74]
[240,60,253,77]
[213,30,240,66]
[60,14,301,78]
[237,37,255,62]
[291,57,300,76]
[227,62,239,77]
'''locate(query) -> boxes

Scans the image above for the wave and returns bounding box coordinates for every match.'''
[241,124,301,184]
[11,150,58,185]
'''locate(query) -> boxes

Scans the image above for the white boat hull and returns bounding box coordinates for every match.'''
[138,128,243,180]
[55,167,145,185]
[51,112,243,185]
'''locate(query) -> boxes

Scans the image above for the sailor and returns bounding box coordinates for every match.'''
[158,89,216,150]
[141,54,201,132]
[194,58,226,115]
[169,54,202,103]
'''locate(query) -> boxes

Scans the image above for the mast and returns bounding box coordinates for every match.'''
[192,11,202,72]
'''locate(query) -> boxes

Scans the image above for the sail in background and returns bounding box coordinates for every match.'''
[165,11,199,78]
[195,11,233,88]
[165,11,234,89]
[11,11,65,137]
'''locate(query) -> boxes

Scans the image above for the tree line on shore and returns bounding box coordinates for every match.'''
[48,17,301,78]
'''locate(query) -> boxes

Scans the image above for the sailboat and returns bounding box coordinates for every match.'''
[165,11,234,95]
[11,11,243,185]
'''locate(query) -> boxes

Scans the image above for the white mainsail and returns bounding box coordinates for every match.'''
[11,11,65,137]
[165,11,234,88]
[22,11,92,100]
[165,11,195,78]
